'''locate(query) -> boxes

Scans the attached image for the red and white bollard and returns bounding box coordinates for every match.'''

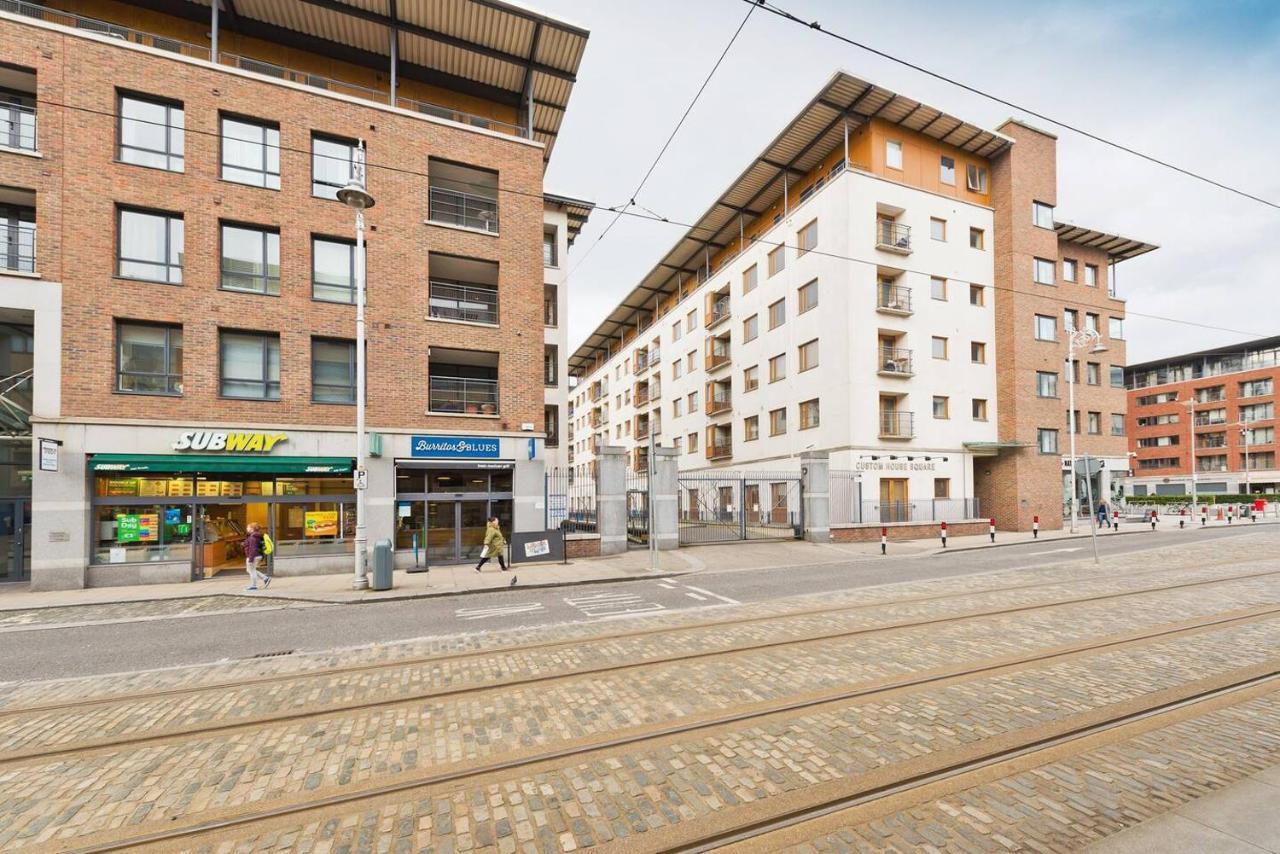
[1032,516,1040,539]
[988,518,996,543]
[940,521,948,548]
[1150,509,1158,531]
[1179,508,1186,529]
[1201,505,1208,526]
[880,526,887,555]
[1113,509,1121,532]
[1227,505,1235,525]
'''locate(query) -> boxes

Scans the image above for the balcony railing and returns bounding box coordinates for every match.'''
[544,298,557,327]
[877,347,913,377]
[428,186,499,233]
[633,351,650,374]
[0,222,36,274]
[1196,460,1228,473]
[428,280,498,325]
[648,347,661,365]
[707,393,732,416]
[1196,438,1227,450]
[1194,414,1227,427]
[396,94,524,138]
[590,411,602,428]
[705,297,730,329]
[876,220,911,253]
[0,101,36,151]
[428,376,498,415]
[635,386,650,406]
[591,384,606,402]
[879,410,914,439]
[876,284,912,315]
[635,420,650,440]
[707,438,732,460]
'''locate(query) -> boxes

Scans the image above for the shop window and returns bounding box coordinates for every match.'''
[93,504,193,564]
[221,223,280,295]
[312,133,359,200]
[116,321,183,395]
[219,330,280,400]
[273,501,354,557]
[312,338,356,404]
[221,115,280,189]
[96,475,193,498]
[312,236,360,304]
[118,207,183,283]
[119,92,184,172]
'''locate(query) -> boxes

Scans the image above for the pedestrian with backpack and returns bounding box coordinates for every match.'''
[243,522,271,591]
[474,516,515,585]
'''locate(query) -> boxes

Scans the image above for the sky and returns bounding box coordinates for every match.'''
[536,0,1280,366]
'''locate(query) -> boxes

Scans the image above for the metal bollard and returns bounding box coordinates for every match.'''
[880,526,887,556]
[1150,510,1157,531]
[988,518,995,543]
[1179,508,1186,529]
[1113,510,1120,532]
[1201,505,1208,526]
[1032,515,1039,538]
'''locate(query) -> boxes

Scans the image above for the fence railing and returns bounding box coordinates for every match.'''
[0,223,36,273]
[427,376,498,414]
[2,0,212,57]
[0,101,36,151]
[428,186,500,233]
[876,284,912,313]
[878,348,913,375]
[545,466,598,534]
[830,473,980,524]
[879,410,914,439]
[428,279,498,325]
[876,220,911,251]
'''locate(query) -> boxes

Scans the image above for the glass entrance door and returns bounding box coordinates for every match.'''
[0,500,27,582]
[423,499,511,564]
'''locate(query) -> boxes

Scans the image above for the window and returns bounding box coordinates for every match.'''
[934,478,951,499]
[1035,314,1057,341]
[1036,371,1058,398]
[1108,317,1125,339]
[800,398,819,429]
[886,139,903,170]
[931,336,948,359]
[940,155,955,185]
[799,338,819,372]
[673,360,683,380]
[743,314,759,342]
[798,279,818,313]
[542,228,558,267]
[1062,258,1077,282]
[118,93,184,171]
[688,391,699,413]
[1086,362,1101,385]
[1084,264,1098,287]
[312,237,360,304]
[118,208,183,283]
[969,227,984,250]
[972,398,988,421]
[1111,414,1126,436]
[928,218,945,242]
[931,277,947,300]
[1032,201,1055,229]
[544,345,558,386]
[1241,378,1274,397]
[1241,402,1275,423]
[220,224,280,295]
[1087,411,1101,435]
[966,164,988,192]
[744,415,759,441]
[769,407,787,436]
[687,432,697,453]
[219,331,280,400]
[1085,313,1099,333]
[1037,428,1059,454]
[672,436,682,454]
[768,298,785,330]
[221,116,279,188]
[687,309,697,333]
[969,284,985,306]
[743,264,758,294]
[798,220,818,255]
[768,245,785,276]
[672,320,682,342]
[1033,257,1056,285]
[1064,309,1078,331]
[769,353,786,383]
[673,398,683,417]
[687,351,697,372]
[312,134,358,200]
[744,365,759,392]
[312,338,356,404]
[1068,410,1081,434]
[970,341,987,364]
[932,395,949,419]
[116,322,182,395]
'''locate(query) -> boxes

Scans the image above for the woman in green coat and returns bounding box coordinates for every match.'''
[474,516,510,573]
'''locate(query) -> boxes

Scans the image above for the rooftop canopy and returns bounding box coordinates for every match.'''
[1054,222,1158,261]
[544,192,594,245]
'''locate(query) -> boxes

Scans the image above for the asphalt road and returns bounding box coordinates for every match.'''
[1,525,1267,682]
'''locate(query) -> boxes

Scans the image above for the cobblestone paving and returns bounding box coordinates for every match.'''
[141,621,1279,854]
[787,694,1280,854]
[5,612,1277,847]
[0,571,1276,759]
[0,533,1270,711]
[0,594,308,629]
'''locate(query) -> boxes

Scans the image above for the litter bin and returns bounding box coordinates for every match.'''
[371,538,394,590]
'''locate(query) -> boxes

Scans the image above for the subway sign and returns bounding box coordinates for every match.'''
[172,431,289,453]
[410,435,501,459]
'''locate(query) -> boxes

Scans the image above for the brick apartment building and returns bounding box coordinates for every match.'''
[1125,336,1279,498]
[0,0,589,588]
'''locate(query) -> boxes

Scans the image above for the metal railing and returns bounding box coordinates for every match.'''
[707,440,732,460]
[635,385,650,406]
[427,375,498,414]
[428,279,498,325]
[707,392,732,416]
[876,284,912,313]
[396,94,524,138]
[876,220,911,252]
[706,297,730,328]
[879,410,914,438]
[878,347,913,376]
[0,101,36,151]
[648,348,661,365]
[1194,414,1228,427]
[633,350,650,374]
[545,465,598,534]
[705,343,731,371]
[2,0,212,57]
[0,223,36,273]
[1196,459,1228,473]
[591,384,606,402]
[635,420,650,440]
[428,186,500,233]
[1195,437,1227,449]
[544,298,558,327]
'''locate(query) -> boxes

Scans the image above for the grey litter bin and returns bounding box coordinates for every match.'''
[371,538,394,590]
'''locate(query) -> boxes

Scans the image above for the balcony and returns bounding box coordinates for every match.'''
[0,100,36,152]
[591,383,607,403]
[633,350,650,375]
[876,284,912,316]
[705,334,731,372]
[876,220,912,254]
[428,186,499,233]
[632,447,650,473]
[544,285,558,327]
[877,347,913,377]
[705,296,731,329]
[428,376,498,415]
[879,410,914,439]
[648,347,661,365]
[0,219,36,275]
[706,389,732,417]
[635,417,650,441]
[1194,414,1228,428]
[706,429,732,461]
[634,383,650,407]
[428,280,498,325]
[1196,459,1229,473]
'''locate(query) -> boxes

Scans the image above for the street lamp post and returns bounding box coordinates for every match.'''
[1235,421,1251,496]
[337,141,375,590]
[1184,399,1197,514]
[1065,328,1107,535]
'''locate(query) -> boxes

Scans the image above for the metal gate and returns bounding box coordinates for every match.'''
[678,470,802,544]
[626,470,650,548]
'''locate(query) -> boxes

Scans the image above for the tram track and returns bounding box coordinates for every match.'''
[3,567,1278,765]
[52,606,1280,852]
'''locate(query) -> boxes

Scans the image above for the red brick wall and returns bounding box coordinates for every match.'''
[565,535,601,559]
[2,18,546,432]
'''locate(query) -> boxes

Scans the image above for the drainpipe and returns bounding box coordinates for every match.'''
[210,0,218,60]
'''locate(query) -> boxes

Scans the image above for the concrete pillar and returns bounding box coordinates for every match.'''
[651,446,679,551]
[596,445,628,555]
[800,450,830,543]
[513,453,545,535]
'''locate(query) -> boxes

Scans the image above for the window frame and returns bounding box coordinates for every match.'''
[115,320,183,396]
[940,155,956,185]
[1034,314,1057,341]
[219,114,280,189]
[311,235,360,305]
[798,279,818,314]
[768,353,786,383]
[1032,201,1055,229]
[797,219,818,255]
[931,277,947,301]
[742,314,759,343]
[1033,257,1056,285]
[932,395,950,419]
[929,217,946,241]
[931,336,948,360]
[220,222,281,296]
[972,398,988,421]
[798,338,819,372]
[970,341,986,364]
[768,245,786,277]
[966,164,988,192]
[311,133,359,201]
[1037,428,1059,455]
[118,91,184,172]
[219,330,281,401]
[768,298,786,330]
[743,264,758,294]
[744,414,759,441]
[1036,370,1059,398]
[743,365,759,392]
[311,337,357,404]
[769,406,787,436]
[117,206,184,284]
[799,398,819,430]
[886,139,903,170]
[1062,258,1078,282]
[969,284,985,306]
[1084,264,1099,287]
[969,227,984,250]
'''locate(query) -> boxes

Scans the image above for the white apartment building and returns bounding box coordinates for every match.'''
[569,73,1007,515]
[543,195,592,470]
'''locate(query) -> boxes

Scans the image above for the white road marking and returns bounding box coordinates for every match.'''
[685,592,707,601]
[455,603,545,620]
[565,592,666,618]
[681,584,741,605]
[1026,547,1085,556]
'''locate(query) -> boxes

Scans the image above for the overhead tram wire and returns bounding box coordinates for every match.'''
[566,0,759,276]
[743,0,1280,211]
[32,97,1266,340]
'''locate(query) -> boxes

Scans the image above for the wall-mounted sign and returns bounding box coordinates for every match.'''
[304,510,338,537]
[851,459,937,473]
[409,435,501,459]
[173,431,288,453]
[116,513,158,543]
[38,438,60,472]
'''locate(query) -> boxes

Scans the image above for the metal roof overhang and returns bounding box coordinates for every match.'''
[90,454,354,474]
[544,192,595,245]
[151,0,588,162]
[1053,222,1158,262]
[568,71,1014,375]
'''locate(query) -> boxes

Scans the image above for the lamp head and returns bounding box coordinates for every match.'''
[1089,341,1108,354]
[337,181,375,211]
